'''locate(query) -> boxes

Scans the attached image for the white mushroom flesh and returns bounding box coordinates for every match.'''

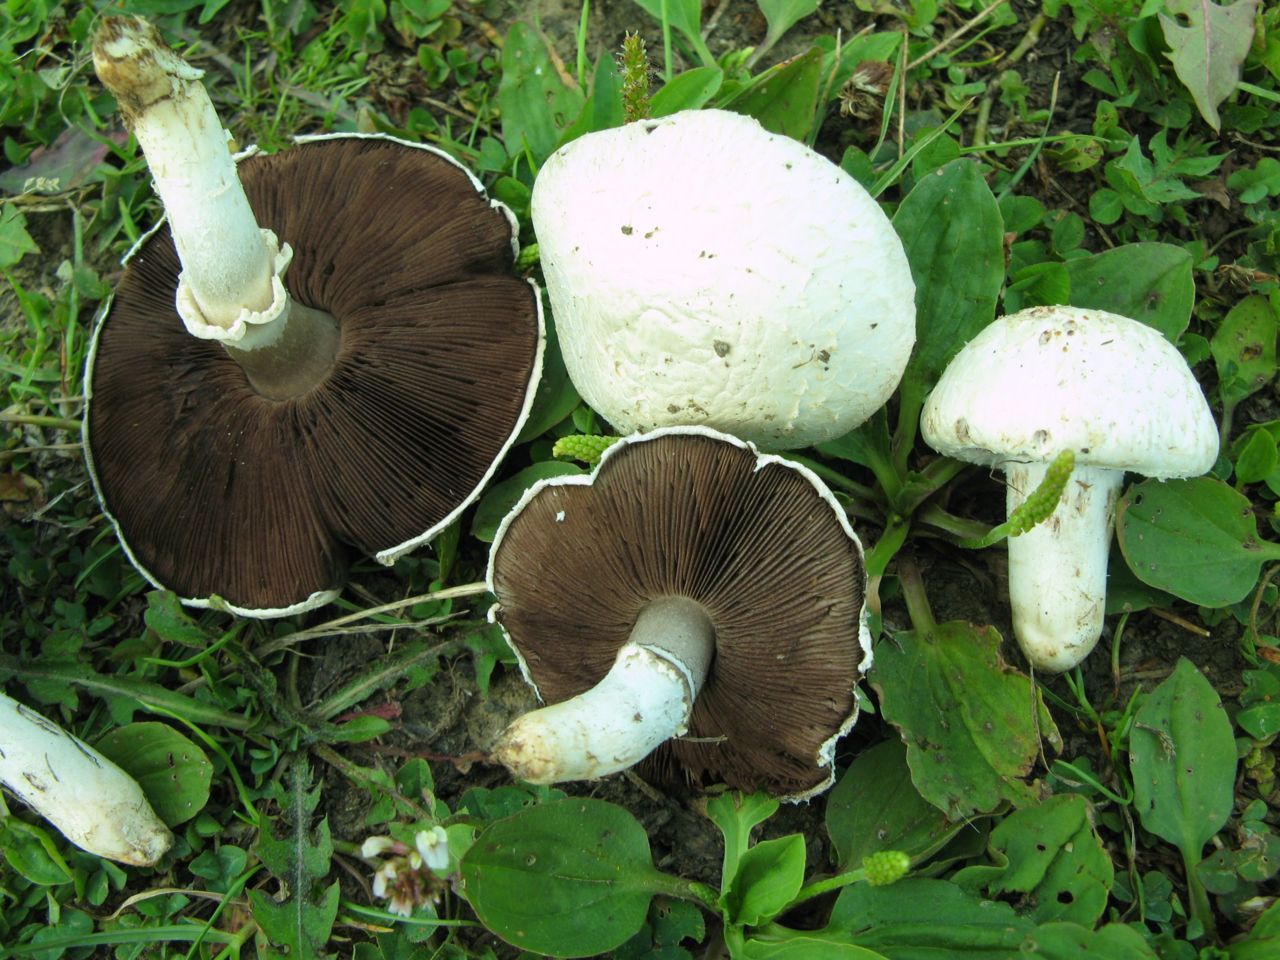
[531,109,916,450]
[0,693,173,866]
[492,596,714,783]
[93,18,289,343]
[921,305,1218,673]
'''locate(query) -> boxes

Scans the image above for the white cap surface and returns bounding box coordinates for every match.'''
[531,109,916,450]
[921,305,1217,477]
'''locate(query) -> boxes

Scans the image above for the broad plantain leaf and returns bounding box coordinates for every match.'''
[825,739,961,870]
[893,160,1004,415]
[823,877,1033,958]
[499,22,585,165]
[1129,658,1237,864]
[952,794,1113,926]
[1117,477,1280,607]
[94,722,212,827]
[741,937,887,959]
[1064,242,1195,341]
[460,797,677,958]
[1210,294,1279,411]
[1158,0,1259,131]
[871,622,1060,820]
[721,47,825,140]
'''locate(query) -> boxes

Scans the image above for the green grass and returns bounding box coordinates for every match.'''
[2,1,1280,958]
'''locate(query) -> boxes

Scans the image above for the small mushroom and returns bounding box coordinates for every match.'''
[87,17,543,616]
[920,305,1218,672]
[0,692,173,866]
[530,109,916,450]
[487,426,871,799]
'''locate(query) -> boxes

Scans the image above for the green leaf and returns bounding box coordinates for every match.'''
[1234,428,1278,486]
[1064,243,1195,341]
[1228,157,1280,204]
[470,461,585,542]
[0,203,39,268]
[498,22,585,165]
[1026,922,1158,959]
[722,834,805,927]
[1130,658,1237,862]
[0,821,74,887]
[1116,477,1280,607]
[757,0,821,50]
[1210,294,1279,410]
[721,47,825,140]
[93,722,212,827]
[825,739,961,870]
[651,66,724,117]
[706,791,779,885]
[460,797,675,958]
[1158,0,1259,131]
[871,622,1061,820]
[893,159,1005,408]
[249,758,339,960]
[823,877,1034,958]
[143,591,215,648]
[740,937,887,959]
[630,0,716,67]
[0,656,252,731]
[952,794,1114,926]
[1230,899,1280,959]
[517,306,582,443]
[1003,261,1071,314]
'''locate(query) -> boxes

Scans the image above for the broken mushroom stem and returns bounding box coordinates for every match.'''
[92,16,337,399]
[1005,461,1123,675]
[0,692,173,866]
[493,596,714,783]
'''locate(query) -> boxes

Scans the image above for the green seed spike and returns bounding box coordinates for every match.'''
[620,33,652,123]
[862,850,910,887]
[552,434,620,465]
[957,449,1076,550]
[1008,449,1076,537]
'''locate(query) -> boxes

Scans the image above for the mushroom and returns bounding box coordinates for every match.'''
[920,305,1218,672]
[530,108,915,450]
[0,692,173,865]
[86,17,543,616]
[486,426,870,799]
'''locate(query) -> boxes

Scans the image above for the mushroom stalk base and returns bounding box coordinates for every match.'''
[0,693,174,866]
[494,596,714,783]
[1005,462,1124,673]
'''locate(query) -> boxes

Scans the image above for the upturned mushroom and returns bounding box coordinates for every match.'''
[530,108,915,450]
[0,692,173,865]
[920,305,1218,672]
[486,426,871,799]
[86,17,543,617]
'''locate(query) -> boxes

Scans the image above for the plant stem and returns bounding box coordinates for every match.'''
[896,552,936,633]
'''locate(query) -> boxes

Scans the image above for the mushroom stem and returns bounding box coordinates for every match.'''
[0,692,174,866]
[493,596,714,783]
[1005,462,1124,673]
[93,17,339,396]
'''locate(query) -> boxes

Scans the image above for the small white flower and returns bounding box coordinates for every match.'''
[361,835,395,859]
[372,860,397,898]
[415,825,450,872]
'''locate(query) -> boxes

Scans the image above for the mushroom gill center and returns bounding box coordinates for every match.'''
[223,299,341,401]
[629,595,716,703]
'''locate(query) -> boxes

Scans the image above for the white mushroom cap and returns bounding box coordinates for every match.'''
[921,305,1217,476]
[531,109,916,450]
